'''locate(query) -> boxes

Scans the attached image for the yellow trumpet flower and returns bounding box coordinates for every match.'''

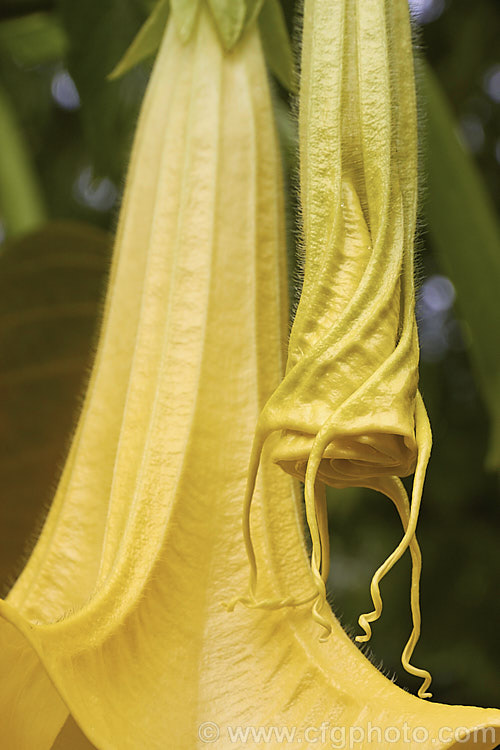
[236,0,435,698]
[0,3,499,750]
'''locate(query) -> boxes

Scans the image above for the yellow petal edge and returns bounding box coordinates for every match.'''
[0,5,499,750]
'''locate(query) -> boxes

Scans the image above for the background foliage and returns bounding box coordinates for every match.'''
[0,0,499,709]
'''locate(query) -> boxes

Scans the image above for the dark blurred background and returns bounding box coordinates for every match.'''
[0,0,499,710]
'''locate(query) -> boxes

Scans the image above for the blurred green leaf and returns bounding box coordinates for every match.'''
[0,2,55,20]
[0,82,46,237]
[0,11,67,65]
[258,0,296,93]
[55,0,149,181]
[110,0,169,80]
[0,221,110,590]
[274,95,297,171]
[422,63,500,469]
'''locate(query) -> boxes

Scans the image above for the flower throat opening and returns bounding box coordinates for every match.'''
[227,395,433,700]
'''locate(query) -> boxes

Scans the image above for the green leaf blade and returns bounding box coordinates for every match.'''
[0,11,68,66]
[422,63,500,468]
[258,0,296,93]
[56,0,150,181]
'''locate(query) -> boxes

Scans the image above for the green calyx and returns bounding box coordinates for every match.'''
[109,0,170,80]
[110,0,295,92]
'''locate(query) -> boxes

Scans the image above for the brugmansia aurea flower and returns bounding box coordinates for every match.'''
[0,1,499,749]
[234,0,434,699]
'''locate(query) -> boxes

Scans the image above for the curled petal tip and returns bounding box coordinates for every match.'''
[355,634,369,644]
[312,598,332,639]
[412,671,433,700]
[356,615,374,642]
[319,628,332,643]
[418,691,432,701]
